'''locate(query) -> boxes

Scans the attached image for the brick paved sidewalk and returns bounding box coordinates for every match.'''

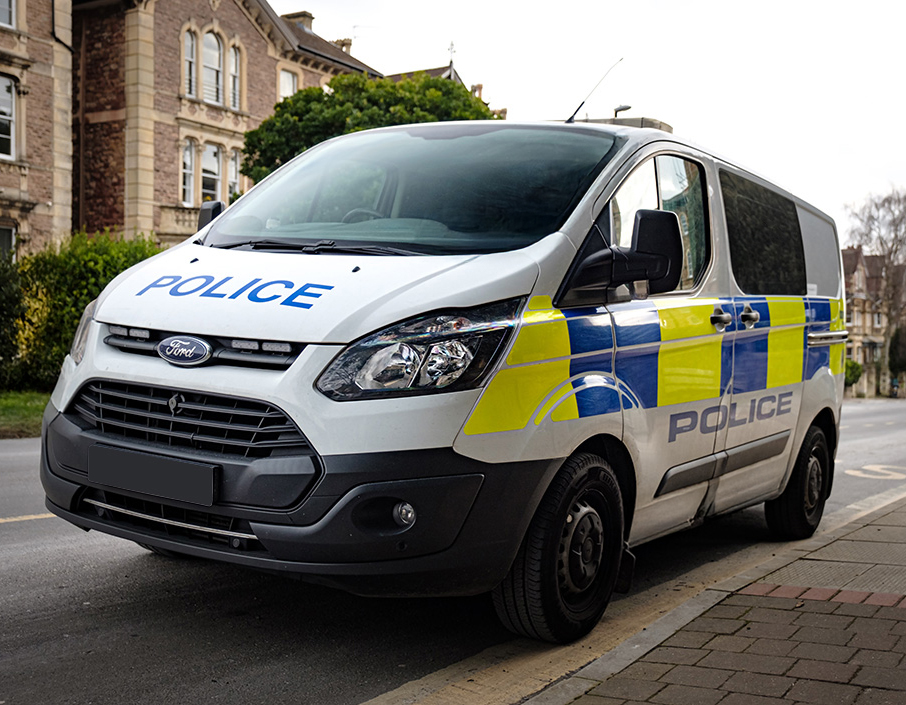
[524,497,906,705]
[575,590,906,705]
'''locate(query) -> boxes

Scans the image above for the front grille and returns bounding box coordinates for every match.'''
[103,325,302,370]
[71,380,312,459]
[79,488,264,552]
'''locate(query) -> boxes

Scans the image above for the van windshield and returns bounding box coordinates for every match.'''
[204,123,622,255]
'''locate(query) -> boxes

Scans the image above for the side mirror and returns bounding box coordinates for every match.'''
[613,209,684,295]
[554,209,684,308]
[197,200,225,230]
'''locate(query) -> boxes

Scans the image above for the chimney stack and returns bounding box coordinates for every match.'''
[334,38,352,53]
[282,10,313,31]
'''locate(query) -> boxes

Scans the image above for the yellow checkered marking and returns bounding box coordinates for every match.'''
[767,298,806,327]
[657,337,723,406]
[655,299,721,341]
[463,360,575,434]
[765,297,805,388]
[830,297,845,376]
[506,299,571,366]
[466,299,577,434]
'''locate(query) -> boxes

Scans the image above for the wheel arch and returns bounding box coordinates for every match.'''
[573,434,637,540]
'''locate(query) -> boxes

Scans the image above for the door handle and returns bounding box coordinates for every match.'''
[710,308,732,331]
[740,305,760,329]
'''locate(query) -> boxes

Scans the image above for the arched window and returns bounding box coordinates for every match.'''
[229,47,240,110]
[0,76,16,159]
[184,31,197,97]
[201,144,221,202]
[202,32,223,104]
[181,140,195,206]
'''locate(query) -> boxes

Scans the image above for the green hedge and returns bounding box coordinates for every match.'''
[845,359,863,388]
[2,231,160,392]
[0,254,25,389]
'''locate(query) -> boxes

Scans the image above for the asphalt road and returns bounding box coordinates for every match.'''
[2,399,905,705]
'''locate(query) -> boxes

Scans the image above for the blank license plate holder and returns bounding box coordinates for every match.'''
[88,445,216,507]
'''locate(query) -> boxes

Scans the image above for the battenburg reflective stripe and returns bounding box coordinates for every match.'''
[464,291,833,436]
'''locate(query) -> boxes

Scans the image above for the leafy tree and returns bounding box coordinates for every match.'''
[242,72,497,183]
[849,189,906,380]
[891,327,906,377]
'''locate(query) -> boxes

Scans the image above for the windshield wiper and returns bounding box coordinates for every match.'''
[211,238,419,255]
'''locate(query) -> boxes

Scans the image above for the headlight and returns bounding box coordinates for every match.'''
[316,299,523,400]
[70,299,97,365]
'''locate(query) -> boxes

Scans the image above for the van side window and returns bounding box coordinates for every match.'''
[656,155,708,290]
[606,154,709,291]
[720,170,806,296]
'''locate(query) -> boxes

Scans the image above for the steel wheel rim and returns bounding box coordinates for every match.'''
[558,493,606,606]
[805,443,825,515]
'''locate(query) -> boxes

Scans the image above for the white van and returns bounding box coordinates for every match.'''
[41,121,846,643]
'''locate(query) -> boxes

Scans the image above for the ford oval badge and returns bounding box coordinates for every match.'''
[156,335,213,366]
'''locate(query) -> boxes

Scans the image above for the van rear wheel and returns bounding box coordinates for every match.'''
[765,426,830,540]
[492,453,623,643]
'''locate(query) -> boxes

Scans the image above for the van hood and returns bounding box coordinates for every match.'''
[95,243,541,343]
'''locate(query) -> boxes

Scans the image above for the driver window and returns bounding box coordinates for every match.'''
[611,160,657,248]
[604,154,709,292]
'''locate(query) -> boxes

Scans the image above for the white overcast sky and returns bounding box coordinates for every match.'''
[270,0,905,242]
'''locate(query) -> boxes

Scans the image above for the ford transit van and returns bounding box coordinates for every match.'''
[41,121,846,643]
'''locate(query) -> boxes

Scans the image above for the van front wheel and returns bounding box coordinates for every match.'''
[765,426,830,540]
[492,453,624,643]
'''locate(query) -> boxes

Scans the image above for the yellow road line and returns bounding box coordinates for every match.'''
[0,513,54,524]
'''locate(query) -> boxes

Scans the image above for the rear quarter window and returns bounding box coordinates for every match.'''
[720,170,806,296]
[798,208,841,297]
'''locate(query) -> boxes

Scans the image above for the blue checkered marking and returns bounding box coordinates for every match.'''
[615,346,659,409]
[563,308,614,355]
[611,301,661,347]
[732,331,769,393]
[804,298,832,380]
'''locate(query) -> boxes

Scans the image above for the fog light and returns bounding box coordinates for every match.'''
[393,501,416,527]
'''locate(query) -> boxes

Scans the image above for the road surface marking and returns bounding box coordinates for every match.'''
[845,465,906,480]
[0,513,54,524]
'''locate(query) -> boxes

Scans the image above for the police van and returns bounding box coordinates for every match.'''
[41,121,846,643]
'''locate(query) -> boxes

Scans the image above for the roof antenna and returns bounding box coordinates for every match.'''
[566,57,624,124]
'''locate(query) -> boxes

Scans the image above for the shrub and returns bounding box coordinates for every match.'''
[15,230,159,390]
[0,254,25,389]
[844,359,863,387]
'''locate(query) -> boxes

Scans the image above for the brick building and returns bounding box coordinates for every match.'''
[0,0,72,258]
[71,0,378,245]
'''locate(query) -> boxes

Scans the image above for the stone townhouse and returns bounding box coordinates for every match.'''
[842,244,897,396]
[72,0,378,246]
[0,0,72,258]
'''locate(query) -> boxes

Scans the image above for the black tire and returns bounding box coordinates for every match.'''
[492,453,624,643]
[765,426,830,540]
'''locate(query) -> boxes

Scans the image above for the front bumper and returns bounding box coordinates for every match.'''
[42,404,562,596]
